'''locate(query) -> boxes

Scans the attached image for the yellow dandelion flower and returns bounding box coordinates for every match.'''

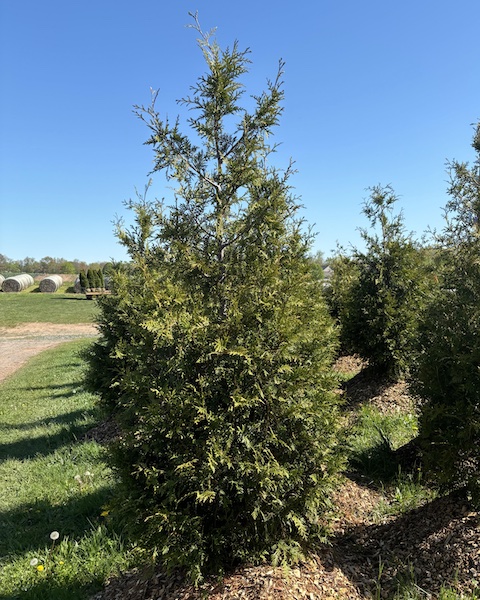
[100,510,109,517]
[37,565,44,572]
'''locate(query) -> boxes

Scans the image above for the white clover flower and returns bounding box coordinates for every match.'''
[30,558,39,566]
[50,531,60,541]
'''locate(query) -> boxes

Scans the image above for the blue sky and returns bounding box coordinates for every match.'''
[1,0,479,264]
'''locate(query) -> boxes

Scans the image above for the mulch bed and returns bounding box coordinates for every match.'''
[89,356,480,599]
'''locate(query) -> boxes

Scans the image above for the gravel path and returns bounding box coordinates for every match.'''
[0,322,98,382]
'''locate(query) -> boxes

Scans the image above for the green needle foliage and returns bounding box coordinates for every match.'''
[79,270,88,291]
[330,185,429,377]
[85,14,342,582]
[414,122,480,502]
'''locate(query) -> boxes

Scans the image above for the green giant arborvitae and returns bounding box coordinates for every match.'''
[414,122,480,502]
[86,15,342,581]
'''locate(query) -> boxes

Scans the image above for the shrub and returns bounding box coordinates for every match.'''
[85,16,342,582]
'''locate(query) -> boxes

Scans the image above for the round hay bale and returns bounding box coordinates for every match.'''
[2,274,35,292]
[39,274,63,293]
[0,274,4,290]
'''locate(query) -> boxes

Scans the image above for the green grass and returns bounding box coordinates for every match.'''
[389,567,479,600]
[0,292,97,327]
[346,404,419,482]
[345,403,440,517]
[0,340,131,599]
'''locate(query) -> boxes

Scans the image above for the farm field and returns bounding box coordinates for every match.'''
[0,296,478,598]
[0,289,98,328]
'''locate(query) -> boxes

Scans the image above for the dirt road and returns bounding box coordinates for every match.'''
[0,322,98,383]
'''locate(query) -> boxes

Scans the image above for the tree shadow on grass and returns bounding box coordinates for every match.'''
[49,297,89,302]
[0,408,94,433]
[0,486,115,556]
[0,487,118,600]
[0,578,103,600]
[11,382,93,402]
[0,418,98,462]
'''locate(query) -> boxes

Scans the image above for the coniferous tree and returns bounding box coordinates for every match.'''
[330,185,429,376]
[79,270,88,291]
[86,268,95,289]
[97,268,105,289]
[414,122,480,501]
[86,15,341,581]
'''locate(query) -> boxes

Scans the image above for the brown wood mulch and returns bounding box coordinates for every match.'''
[89,479,479,600]
[89,356,480,600]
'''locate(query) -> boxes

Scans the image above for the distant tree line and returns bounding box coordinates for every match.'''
[0,254,107,275]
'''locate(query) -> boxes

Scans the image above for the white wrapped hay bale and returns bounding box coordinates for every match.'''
[0,274,4,289]
[2,274,35,292]
[39,275,63,293]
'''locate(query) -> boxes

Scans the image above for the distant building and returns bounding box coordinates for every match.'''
[323,266,333,279]
[322,265,333,288]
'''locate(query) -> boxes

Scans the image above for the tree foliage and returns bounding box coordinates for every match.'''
[86,15,341,581]
[329,185,429,376]
[79,270,88,291]
[0,255,93,275]
[413,122,480,501]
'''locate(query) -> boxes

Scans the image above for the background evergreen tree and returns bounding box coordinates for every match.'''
[86,15,341,582]
[329,185,429,376]
[86,268,95,289]
[413,122,480,502]
[79,270,88,291]
[97,268,105,289]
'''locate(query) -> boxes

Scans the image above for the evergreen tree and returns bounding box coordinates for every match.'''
[414,122,480,501]
[86,15,341,581]
[79,270,88,291]
[330,185,429,376]
[97,268,105,289]
[86,268,95,289]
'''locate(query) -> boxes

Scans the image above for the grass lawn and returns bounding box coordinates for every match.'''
[0,340,131,600]
[0,291,97,327]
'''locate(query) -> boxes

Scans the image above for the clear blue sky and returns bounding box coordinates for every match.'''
[1,0,479,264]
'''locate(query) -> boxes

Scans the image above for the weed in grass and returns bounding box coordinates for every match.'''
[2,525,131,600]
[392,579,478,600]
[385,560,479,600]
